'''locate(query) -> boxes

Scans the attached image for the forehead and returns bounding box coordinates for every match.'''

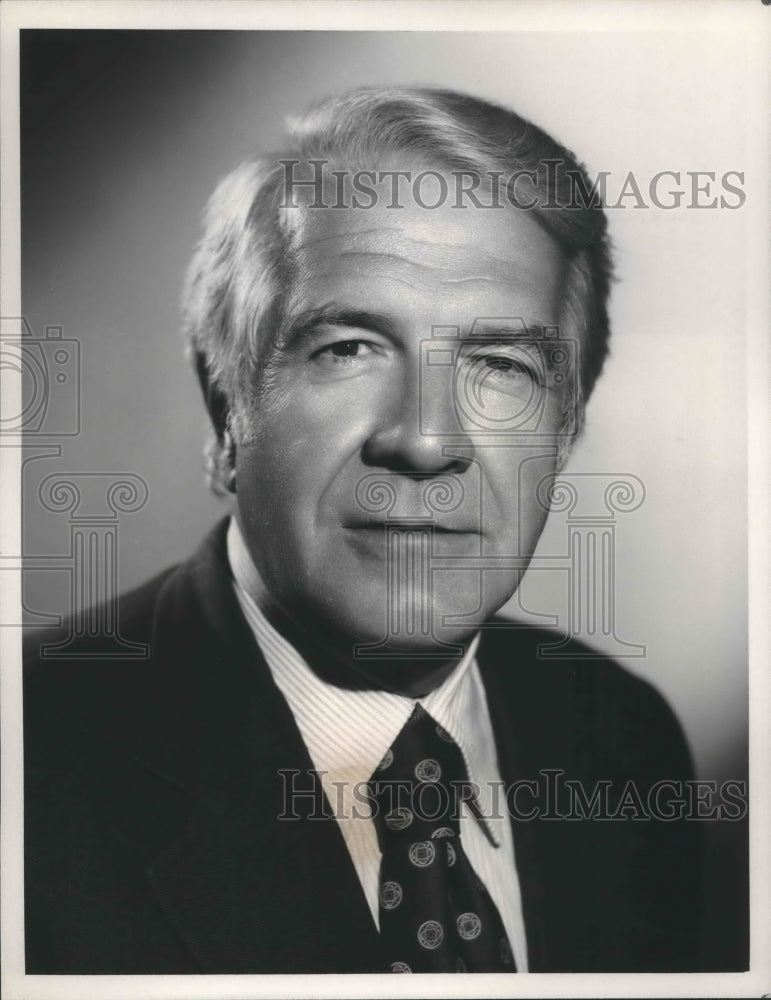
[282,170,566,329]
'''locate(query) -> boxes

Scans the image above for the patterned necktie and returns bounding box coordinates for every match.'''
[368,704,516,973]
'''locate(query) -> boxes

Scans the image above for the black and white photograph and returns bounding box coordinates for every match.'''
[1,2,768,998]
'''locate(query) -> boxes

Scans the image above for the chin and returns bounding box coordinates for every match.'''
[307,571,509,660]
[352,627,479,662]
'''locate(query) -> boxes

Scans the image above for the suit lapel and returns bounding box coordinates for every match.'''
[132,522,383,973]
[478,624,575,972]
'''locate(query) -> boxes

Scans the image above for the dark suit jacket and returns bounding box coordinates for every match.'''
[24,520,704,973]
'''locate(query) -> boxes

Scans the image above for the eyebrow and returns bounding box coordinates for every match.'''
[280,306,554,354]
[463,321,549,340]
[282,305,397,348]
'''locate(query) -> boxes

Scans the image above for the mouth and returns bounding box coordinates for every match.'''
[343,520,477,535]
[341,521,482,563]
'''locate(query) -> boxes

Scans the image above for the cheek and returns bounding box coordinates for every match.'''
[234,433,321,591]
[481,447,558,547]
[518,450,559,541]
[258,382,374,452]
[234,391,372,514]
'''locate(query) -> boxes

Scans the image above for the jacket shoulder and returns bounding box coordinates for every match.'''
[23,565,179,759]
[24,564,175,665]
[479,621,695,779]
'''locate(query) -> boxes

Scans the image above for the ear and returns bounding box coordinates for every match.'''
[194,350,230,443]
[195,351,237,494]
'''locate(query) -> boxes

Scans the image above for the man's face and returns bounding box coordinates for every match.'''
[235,171,569,657]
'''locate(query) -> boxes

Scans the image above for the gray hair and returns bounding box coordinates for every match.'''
[181,86,614,494]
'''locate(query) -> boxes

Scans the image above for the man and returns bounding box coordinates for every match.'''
[24,87,702,974]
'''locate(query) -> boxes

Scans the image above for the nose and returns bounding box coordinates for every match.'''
[361,363,474,476]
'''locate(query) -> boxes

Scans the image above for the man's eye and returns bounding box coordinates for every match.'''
[330,340,364,357]
[474,354,541,384]
[484,356,530,375]
[314,340,375,365]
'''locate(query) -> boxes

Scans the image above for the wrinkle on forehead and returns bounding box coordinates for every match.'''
[287,187,558,249]
[293,212,554,254]
[293,252,564,312]
[286,197,566,319]
[294,221,562,284]
[335,250,536,287]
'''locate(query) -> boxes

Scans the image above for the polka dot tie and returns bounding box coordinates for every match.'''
[368,704,516,973]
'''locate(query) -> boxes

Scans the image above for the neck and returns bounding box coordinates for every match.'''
[259,598,465,697]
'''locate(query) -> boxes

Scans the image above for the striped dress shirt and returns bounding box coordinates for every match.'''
[226,516,528,970]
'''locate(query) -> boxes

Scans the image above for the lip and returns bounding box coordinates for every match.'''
[341,521,483,562]
[343,521,478,535]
